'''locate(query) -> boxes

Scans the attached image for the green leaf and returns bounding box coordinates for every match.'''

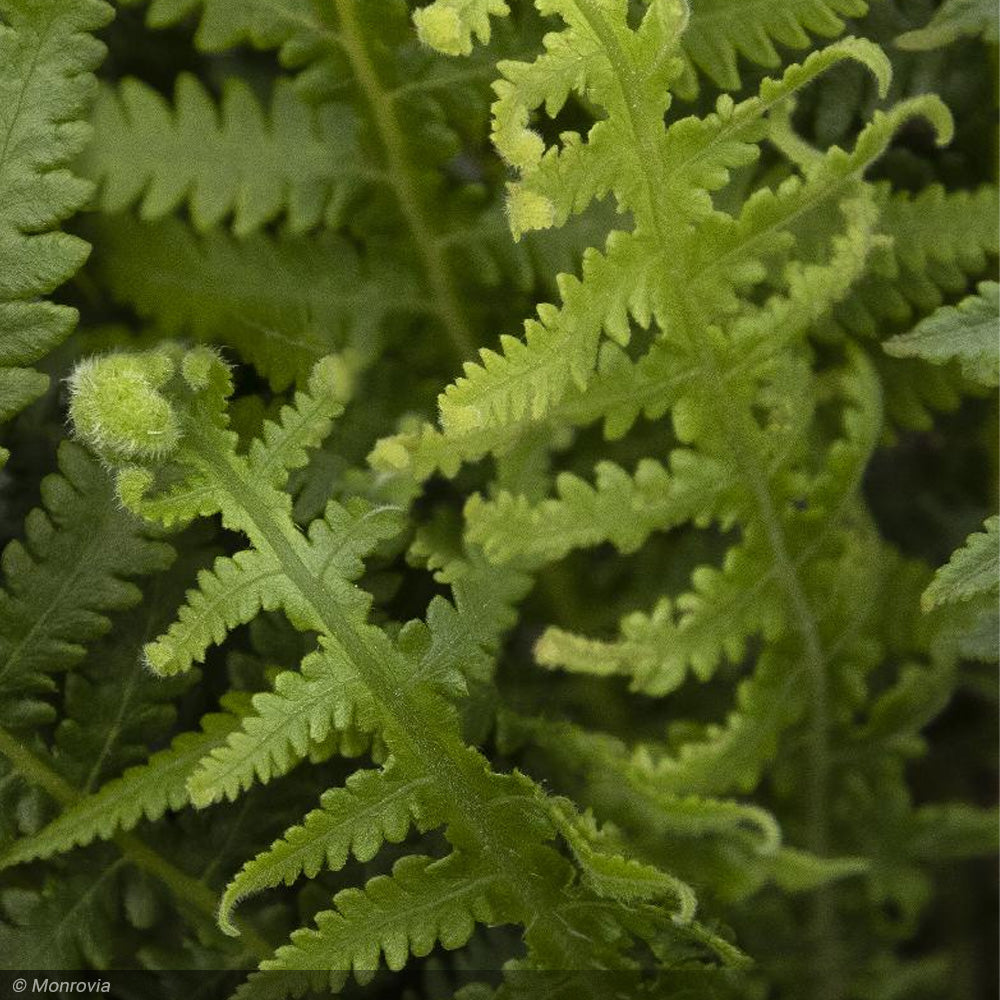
[81,76,368,235]
[252,853,496,980]
[0,0,112,448]
[896,0,998,50]
[0,703,245,868]
[0,443,173,728]
[884,282,999,387]
[218,759,443,934]
[922,516,1000,611]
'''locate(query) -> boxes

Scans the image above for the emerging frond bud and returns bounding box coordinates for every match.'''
[68,351,182,463]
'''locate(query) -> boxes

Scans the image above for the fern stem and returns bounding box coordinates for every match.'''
[566,2,845,979]
[0,724,274,962]
[331,0,476,362]
[555,7,846,983]
[690,341,844,997]
[192,431,587,959]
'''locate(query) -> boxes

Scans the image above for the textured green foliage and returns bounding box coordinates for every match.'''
[88,214,421,390]
[82,76,366,235]
[896,0,999,49]
[885,281,999,385]
[0,0,995,995]
[0,0,111,457]
[0,443,173,728]
[923,516,999,611]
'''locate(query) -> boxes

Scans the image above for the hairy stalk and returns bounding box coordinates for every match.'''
[332,0,476,361]
[565,0,844,985]
[0,725,274,961]
[181,420,584,954]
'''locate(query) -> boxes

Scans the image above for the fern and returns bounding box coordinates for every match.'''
[0,443,173,728]
[81,76,371,235]
[0,0,994,992]
[0,0,111,463]
[0,700,247,869]
[58,345,731,985]
[88,214,423,390]
[884,280,999,386]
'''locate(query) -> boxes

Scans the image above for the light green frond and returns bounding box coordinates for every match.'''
[0,0,112,451]
[678,0,868,95]
[0,443,173,728]
[81,76,369,234]
[465,453,730,566]
[394,49,942,486]
[921,516,999,612]
[89,214,424,390]
[413,0,510,55]
[218,759,443,934]
[252,852,496,980]
[0,702,245,868]
[547,799,696,917]
[187,642,379,806]
[827,184,999,340]
[143,549,288,677]
[536,531,787,695]
[884,281,999,387]
[764,847,868,891]
[629,644,808,796]
[247,357,356,489]
[896,0,998,50]
[437,232,660,438]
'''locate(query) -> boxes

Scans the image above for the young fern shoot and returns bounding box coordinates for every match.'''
[63,345,732,991]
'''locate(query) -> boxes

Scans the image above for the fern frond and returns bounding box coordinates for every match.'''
[921,516,999,612]
[246,355,356,489]
[826,184,999,340]
[89,214,424,391]
[186,642,381,805]
[0,702,246,868]
[249,852,496,984]
[218,758,442,934]
[118,0,343,95]
[143,549,288,677]
[629,643,808,797]
[547,799,696,915]
[884,281,999,386]
[536,531,786,695]
[0,0,111,457]
[678,0,868,95]
[896,0,998,50]
[414,0,510,56]
[82,76,371,235]
[381,46,941,481]
[465,454,730,565]
[68,345,709,978]
[0,443,173,728]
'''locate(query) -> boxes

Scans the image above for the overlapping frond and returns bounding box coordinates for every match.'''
[678,0,868,95]
[0,703,245,868]
[89,214,424,390]
[0,443,173,728]
[884,281,999,386]
[249,852,497,983]
[218,758,442,933]
[81,76,369,235]
[536,530,786,695]
[466,454,730,565]
[825,184,999,341]
[0,0,111,459]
